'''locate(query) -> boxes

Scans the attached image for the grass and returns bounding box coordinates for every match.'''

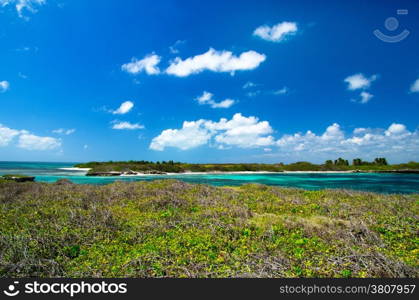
[0,179,417,278]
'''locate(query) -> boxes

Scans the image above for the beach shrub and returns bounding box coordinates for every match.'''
[0,180,417,278]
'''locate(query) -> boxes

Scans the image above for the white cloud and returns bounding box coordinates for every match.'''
[0,81,10,93]
[243,84,289,97]
[384,123,409,137]
[274,123,419,163]
[273,87,289,95]
[353,127,367,135]
[111,121,144,130]
[253,22,298,42]
[0,124,20,146]
[243,81,257,89]
[410,78,419,93]
[358,91,374,104]
[344,73,377,90]
[18,133,61,150]
[150,120,212,151]
[121,54,161,75]
[166,48,266,77]
[211,99,235,108]
[52,128,75,135]
[209,114,275,148]
[169,40,185,54]
[150,113,274,151]
[196,91,212,104]
[111,101,134,115]
[246,90,261,98]
[0,123,61,150]
[195,91,236,109]
[0,0,46,18]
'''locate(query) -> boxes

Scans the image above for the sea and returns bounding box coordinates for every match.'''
[0,161,418,194]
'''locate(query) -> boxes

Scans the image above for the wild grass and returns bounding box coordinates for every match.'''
[0,180,417,278]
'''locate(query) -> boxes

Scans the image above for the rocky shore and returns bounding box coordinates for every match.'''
[86,170,167,176]
[1,174,35,182]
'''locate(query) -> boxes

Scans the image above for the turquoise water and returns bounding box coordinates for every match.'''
[0,161,418,194]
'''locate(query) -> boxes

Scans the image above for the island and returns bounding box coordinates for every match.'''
[0,174,35,182]
[74,158,419,176]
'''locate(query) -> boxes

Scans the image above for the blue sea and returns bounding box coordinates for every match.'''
[0,161,418,194]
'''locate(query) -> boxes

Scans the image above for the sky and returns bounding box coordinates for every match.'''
[0,0,418,164]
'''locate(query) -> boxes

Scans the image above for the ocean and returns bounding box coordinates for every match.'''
[0,161,418,194]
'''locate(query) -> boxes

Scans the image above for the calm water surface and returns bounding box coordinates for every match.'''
[0,161,418,194]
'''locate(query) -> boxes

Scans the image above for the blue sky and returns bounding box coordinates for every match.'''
[0,0,418,163]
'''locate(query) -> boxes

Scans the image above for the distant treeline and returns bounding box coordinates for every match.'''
[75,158,419,173]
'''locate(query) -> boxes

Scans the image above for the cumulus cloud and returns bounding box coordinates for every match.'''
[1,123,61,150]
[111,101,134,115]
[253,21,298,42]
[150,113,274,151]
[274,123,419,163]
[52,128,76,135]
[111,121,144,130]
[18,133,61,150]
[0,124,20,146]
[410,78,419,93]
[345,73,377,104]
[208,114,274,148]
[354,91,374,104]
[165,48,266,77]
[121,54,161,75]
[384,123,409,136]
[0,81,10,93]
[149,120,212,151]
[344,73,377,90]
[195,91,236,109]
[0,0,46,18]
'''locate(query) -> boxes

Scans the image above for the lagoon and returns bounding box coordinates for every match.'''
[1,161,418,194]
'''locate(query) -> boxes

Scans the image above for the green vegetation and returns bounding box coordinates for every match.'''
[76,160,285,174]
[1,174,31,179]
[1,174,35,182]
[74,159,419,175]
[0,179,417,277]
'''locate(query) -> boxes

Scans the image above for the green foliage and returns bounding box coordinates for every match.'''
[1,174,31,179]
[0,180,417,278]
[334,158,349,166]
[75,159,419,174]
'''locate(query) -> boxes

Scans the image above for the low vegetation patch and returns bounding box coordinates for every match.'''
[0,180,417,277]
[75,159,419,174]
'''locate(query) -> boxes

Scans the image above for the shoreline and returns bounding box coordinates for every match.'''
[59,167,91,171]
[66,167,419,177]
[120,170,357,176]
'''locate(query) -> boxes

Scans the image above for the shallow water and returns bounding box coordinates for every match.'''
[1,161,418,194]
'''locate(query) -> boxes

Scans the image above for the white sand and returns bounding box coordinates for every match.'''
[59,167,91,171]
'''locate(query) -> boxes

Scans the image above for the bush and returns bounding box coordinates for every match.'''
[0,180,417,278]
